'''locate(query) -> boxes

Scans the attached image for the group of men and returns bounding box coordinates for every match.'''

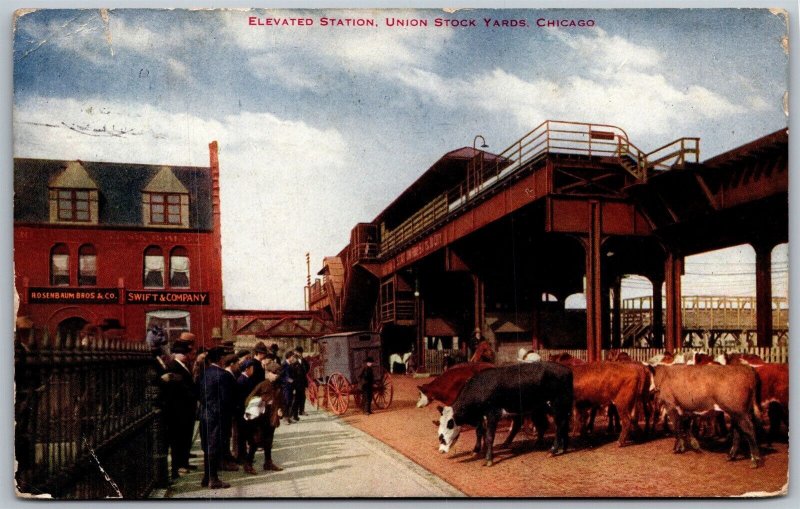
[155,333,310,490]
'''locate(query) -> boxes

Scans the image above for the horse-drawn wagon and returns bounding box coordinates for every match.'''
[305,331,393,415]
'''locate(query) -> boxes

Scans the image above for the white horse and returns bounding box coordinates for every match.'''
[389,352,412,373]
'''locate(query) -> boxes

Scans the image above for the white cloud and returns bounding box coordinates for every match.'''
[396,29,749,145]
[14,95,352,309]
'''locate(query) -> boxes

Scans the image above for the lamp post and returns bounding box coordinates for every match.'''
[469,135,488,196]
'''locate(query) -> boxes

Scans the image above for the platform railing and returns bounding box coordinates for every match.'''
[380,120,700,258]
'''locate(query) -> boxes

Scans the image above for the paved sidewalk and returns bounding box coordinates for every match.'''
[158,407,464,498]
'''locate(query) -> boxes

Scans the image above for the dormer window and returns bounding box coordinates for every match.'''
[142,167,190,228]
[49,161,98,224]
[58,189,91,221]
[150,193,182,225]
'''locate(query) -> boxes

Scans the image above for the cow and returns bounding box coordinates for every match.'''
[469,340,495,363]
[652,364,762,468]
[720,352,765,366]
[416,362,495,408]
[571,362,650,446]
[517,348,542,362]
[605,350,633,362]
[436,362,573,466]
[549,352,586,366]
[723,356,788,444]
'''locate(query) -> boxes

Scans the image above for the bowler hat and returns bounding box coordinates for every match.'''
[179,332,196,342]
[240,359,257,371]
[222,353,239,367]
[206,346,226,363]
[171,340,192,354]
[254,342,269,354]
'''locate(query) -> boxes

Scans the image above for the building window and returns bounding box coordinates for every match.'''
[169,246,190,288]
[150,193,182,225]
[143,246,164,288]
[78,244,97,286]
[50,244,70,286]
[146,310,190,344]
[57,189,91,222]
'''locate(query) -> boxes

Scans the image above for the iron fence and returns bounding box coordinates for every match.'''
[14,329,168,499]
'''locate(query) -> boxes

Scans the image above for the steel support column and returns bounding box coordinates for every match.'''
[754,243,774,347]
[650,276,664,348]
[531,289,541,349]
[611,276,622,349]
[472,274,484,335]
[416,297,426,370]
[664,253,683,351]
[585,201,603,362]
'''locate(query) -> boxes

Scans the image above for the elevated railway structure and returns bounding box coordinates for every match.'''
[308,121,787,364]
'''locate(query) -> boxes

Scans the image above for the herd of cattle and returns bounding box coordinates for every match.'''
[421,350,788,469]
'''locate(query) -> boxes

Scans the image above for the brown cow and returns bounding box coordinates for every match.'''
[571,362,649,446]
[416,362,495,407]
[652,364,761,468]
[550,352,586,366]
[724,356,788,444]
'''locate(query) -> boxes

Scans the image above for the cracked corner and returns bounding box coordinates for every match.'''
[13,8,37,32]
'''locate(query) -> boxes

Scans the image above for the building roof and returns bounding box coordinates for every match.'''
[374,147,507,229]
[14,158,213,229]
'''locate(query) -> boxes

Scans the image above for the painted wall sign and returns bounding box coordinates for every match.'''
[28,288,120,304]
[125,290,210,305]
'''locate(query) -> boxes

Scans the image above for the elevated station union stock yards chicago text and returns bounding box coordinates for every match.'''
[247,16,596,29]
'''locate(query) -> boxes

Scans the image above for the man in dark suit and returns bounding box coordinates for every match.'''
[197,346,235,489]
[292,346,310,419]
[280,351,297,424]
[251,341,269,384]
[163,339,199,479]
[236,359,260,473]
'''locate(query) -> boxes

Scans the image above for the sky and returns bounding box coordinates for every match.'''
[12,7,789,310]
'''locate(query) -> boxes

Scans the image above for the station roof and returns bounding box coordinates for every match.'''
[374,146,507,229]
[703,128,788,169]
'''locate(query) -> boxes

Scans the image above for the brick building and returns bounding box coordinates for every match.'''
[13,142,224,347]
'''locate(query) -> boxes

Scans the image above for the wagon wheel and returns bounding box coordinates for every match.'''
[326,372,350,415]
[373,371,394,410]
[306,373,320,409]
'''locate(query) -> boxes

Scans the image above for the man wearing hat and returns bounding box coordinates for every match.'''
[358,357,376,415]
[244,361,284,472]
[235,359,260,473]
[292,346,310,419]
[280,351,298,424]
[164,339,198,479]
[251,342,269,385]
[197,346,235,489]
[221,354,241,471]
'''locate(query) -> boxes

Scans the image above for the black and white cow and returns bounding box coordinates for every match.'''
[437,361,573,466]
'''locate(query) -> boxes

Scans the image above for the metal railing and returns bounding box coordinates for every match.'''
[379,120,700,257]
[15,329,167,499]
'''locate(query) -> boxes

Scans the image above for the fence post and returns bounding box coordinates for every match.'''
[146,365,169,490]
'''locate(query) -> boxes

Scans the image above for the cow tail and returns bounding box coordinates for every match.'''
[752,370,764,424]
